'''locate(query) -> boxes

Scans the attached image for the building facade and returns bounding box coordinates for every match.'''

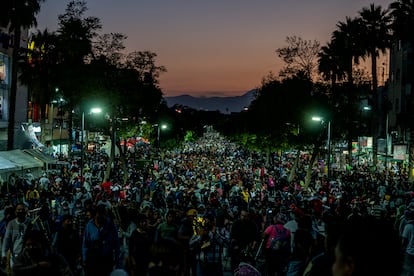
[387,39,414,162]
[0,27,30,150]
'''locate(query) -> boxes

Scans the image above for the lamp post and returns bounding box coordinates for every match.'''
[385,111,389,182]
[359,105,371,167]
[312,116,331,179]
[80,111,84,183]
[58,97,64,158]
[153,123,167,151]
[80,107,102,184]
[157,124,160,149]
[51,92,65,158]
[327,120,331,179]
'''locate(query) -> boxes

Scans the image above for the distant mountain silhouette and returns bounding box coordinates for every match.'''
[165,89,256,114]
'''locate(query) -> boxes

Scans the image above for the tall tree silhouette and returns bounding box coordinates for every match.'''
[331,17,366,164]
[318,41,346,91]
[358,3,392,168]
[358,3,392,93]
[20,29,59,123]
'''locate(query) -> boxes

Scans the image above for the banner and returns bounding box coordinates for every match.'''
[393,144,407,161]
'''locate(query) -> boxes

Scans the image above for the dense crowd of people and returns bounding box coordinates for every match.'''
[0,128,413,276]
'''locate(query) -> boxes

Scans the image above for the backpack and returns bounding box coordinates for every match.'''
[234,262,261,276]
[269,224,289,252]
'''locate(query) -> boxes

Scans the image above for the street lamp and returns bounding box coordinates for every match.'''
[51,91,66,157]
[80,107,102,184]
[385,111,390,181]
[312,116,331,179]
[58,97,65,158]
[154,123,167,150]
[358,104,372,166]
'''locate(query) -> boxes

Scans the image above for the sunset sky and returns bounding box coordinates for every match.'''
[36,0,394,97]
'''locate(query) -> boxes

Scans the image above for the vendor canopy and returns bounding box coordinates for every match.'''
[0,155,19,172]
[0,150,44,171]
[23,149,57,165]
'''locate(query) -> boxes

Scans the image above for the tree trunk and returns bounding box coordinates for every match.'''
[68,106,74,156]
[104,128,115,183]
[288,149,300,183]
[121,147,129,186]
[304,146,320,189]
[265,147,271,167]
[372,136,378,171]
[371,48,378,95]
[347,135,353,167]
[7,27,21,150]
[116,136,129,185]
[104,117,116,182]
[371,48,378,171]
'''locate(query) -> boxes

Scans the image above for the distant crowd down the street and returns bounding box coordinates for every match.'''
[0,128,413,276]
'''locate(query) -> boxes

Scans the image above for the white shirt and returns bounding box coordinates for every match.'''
[39,177,50,190]
[284,219,298,253]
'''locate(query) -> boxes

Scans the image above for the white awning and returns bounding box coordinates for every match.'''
[0,156,19,172]
[0,150,44,170]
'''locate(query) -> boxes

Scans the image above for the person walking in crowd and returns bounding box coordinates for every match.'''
[190,214,226,276]
[82,204,120,276]
[1,204,34,271]
[283,206,303,253]
[53,214,81,274]
[12,229,73,276]
[0,206,15,245]
[303,217,342,276]
[230,209,259,271]
[118,206,137,269]
[38,173,51,192]
[285,214,314,276]
[155,210,178,241]
[147,238,186,276]
[401,207,414,276]
[34,204,55,247]
[399,202,414,237]
[25,187,40,208]
[332,216,401,276]
[127,214,152,276]
[178,209,198,276]
[263,212,291,276]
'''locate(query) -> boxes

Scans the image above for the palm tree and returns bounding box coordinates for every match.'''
[332,17,365,88]
[389,0,414,45]
[359,4,392,92]
[318,41,346,90]
[0,0,44,150]
[331,17,366,164]
[358,4,392,170]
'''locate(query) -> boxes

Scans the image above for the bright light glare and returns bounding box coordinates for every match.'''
[91,108,102,114]
[161,124,168,129]
[312,116,322,122]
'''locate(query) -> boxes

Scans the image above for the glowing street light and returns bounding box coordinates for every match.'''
[312,116,331,179]
[153,123,168,150]
[80,107,102,183]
